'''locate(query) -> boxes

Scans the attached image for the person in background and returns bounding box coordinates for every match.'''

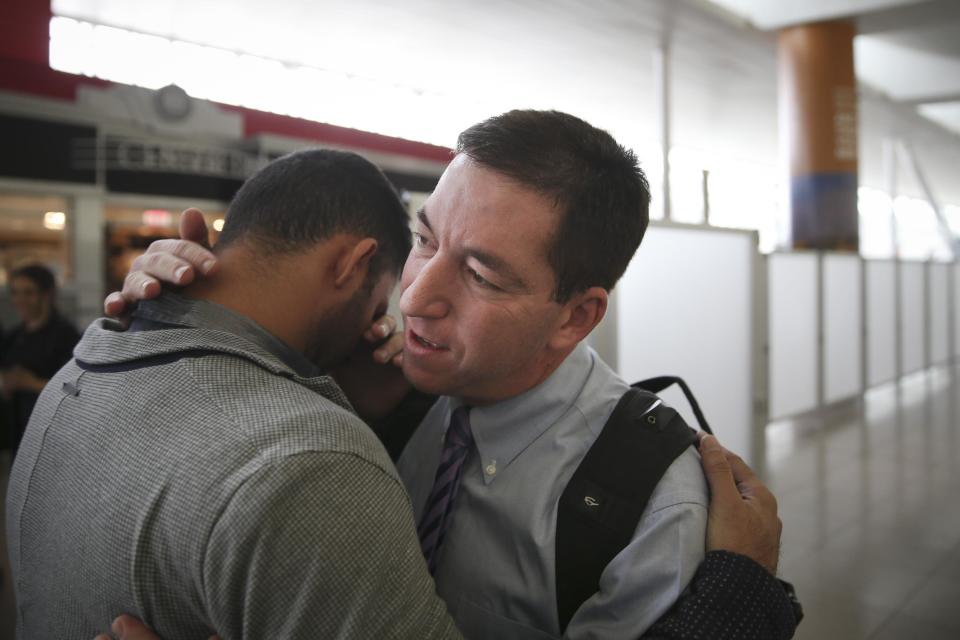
[0,264,80,454]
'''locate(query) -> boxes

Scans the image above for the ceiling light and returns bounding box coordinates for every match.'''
[142,209,173,227]
[44,211,66,230]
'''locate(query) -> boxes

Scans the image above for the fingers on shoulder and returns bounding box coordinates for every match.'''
[698,435,732,474]
[136,251,196,283]
[148,238,216,272]
[104,291,125,315]
[122,271,160,300]
[724,449,768,498]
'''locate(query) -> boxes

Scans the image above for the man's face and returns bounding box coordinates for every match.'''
[399,155,568,405]
[307,270,396,371]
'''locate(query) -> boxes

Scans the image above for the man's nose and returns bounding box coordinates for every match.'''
[400,257,452,319]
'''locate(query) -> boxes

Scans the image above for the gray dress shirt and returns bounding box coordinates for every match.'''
[397,343,708,640]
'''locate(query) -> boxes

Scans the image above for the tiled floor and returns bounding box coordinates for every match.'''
[769,365,960,639]
[0,365,958,639]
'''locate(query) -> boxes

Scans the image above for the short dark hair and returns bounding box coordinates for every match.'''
[457,110,650,302]
[10,264,56,293]
[217,149,412,278]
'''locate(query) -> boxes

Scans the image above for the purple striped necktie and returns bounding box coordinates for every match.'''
[418,406,474,575]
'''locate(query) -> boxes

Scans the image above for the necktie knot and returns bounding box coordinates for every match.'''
[446,406,473,449]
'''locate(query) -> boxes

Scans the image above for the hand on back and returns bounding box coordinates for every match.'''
[93,614,218,640]
[697,434,781,575]
[103,209,218,321]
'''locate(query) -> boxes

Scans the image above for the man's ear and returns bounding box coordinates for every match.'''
[333,237,379,289]
[547,287,608,352]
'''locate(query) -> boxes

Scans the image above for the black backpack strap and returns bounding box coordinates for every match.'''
[555,388,699,633]
[632,376,713,435]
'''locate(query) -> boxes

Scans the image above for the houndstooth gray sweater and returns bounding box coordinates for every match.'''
[6,316,460,639]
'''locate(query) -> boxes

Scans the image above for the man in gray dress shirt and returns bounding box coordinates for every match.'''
[98,110,796,639]
[394,110,705,637]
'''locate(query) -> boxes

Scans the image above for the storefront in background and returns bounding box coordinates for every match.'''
[0,86,445,327]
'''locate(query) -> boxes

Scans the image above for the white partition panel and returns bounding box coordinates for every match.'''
[900,262,926,374]
[929,263,950,365]
[955,263,960,358]
[823,255,862,403]
[768,253,819,419]
[617,225,757,465]
[866,261,897,386]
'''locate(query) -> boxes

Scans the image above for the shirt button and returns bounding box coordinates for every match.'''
[485,462,497,476]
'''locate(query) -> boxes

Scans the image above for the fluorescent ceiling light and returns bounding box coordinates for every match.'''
[43,211,66,230]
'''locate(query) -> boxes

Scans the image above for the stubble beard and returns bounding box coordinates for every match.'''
[303,287,370,372]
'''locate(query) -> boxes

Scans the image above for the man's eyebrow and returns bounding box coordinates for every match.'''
[416,208,433,232]
[465,247,528,290]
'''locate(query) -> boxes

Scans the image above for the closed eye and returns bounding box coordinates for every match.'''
[467,266,499,290]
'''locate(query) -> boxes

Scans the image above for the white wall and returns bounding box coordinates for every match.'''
[616,224,759,465]
[955,263,960,358]
[823,255,863,403]
[900,262,926,374]
[768,253,819,419]
[929,263,950,364]
[866,260,898,385]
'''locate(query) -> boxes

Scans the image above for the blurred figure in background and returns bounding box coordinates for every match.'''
[0,264,80,454]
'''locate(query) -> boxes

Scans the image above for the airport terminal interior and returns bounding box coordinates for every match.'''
[1,0,960,638]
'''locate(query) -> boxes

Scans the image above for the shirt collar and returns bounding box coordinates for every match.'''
[455,343,595,485]
[131,292,319,378]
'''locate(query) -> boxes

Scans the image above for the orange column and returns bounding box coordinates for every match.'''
[779,21,859,251]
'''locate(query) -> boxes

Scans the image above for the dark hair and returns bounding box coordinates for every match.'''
[10,264,56,293]
[217,149,412,278]
[457,110,650,302]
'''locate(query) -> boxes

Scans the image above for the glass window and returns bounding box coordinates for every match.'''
[707,161,781,253]
[858,187,895,260]
[669,147,706,225]
[0,193,71,287]
[893,196,952,261]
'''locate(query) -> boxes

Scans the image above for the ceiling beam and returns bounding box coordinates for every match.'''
[705,0,927,31]
[901,92,960,105]
[705,0,960,33]
[856,0,960,35]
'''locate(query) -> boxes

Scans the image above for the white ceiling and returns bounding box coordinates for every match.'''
[705,0,933,30]
[709,0,960,134]
[50,0,960,202]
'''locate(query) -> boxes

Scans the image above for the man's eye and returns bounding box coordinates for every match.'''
[413,232,432,250]
[467,267,495,289]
